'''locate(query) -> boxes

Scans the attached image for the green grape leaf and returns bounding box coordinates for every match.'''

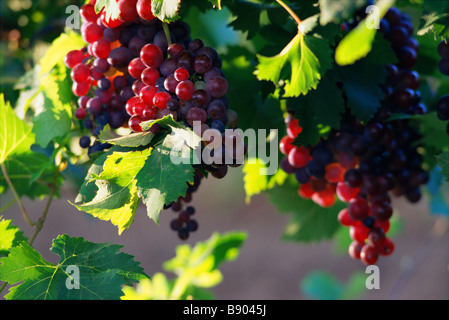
[337,62,385,123]
[288,73,345,147]
[255,32,332,97]
[135,126,201,224]
[72,149,151,235]
[39,31,84,76]
[32,68,73,148]
[99,131,156,147]
[74,120,200,230]
[122,274,173,300]
[418,0,449,40]
[95,0,120,20]
[163,232,247,298]
[319,0,367,25]
[412,112,447,151]
[0,217,27,257]
[335,0,395,66]
[72,180,140,235]
[227,0,262,39]
[242,158,287,204]
[151,0,181,22]
[0,152,55,199]
[99,115,181,147]
[0,94,35,164]
[267,181,345,242]
[0,235,147,300]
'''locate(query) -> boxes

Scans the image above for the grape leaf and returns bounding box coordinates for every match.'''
[99,131,156,147]
[418,0,449,40]
[151,0,181,22]
[255,32,332,97]
[72,180,140,235]
[337,62,385,123]
[32,68,73,148]
[242,158,287,204]
[163,232,247,296]
[267,180,345,242]
[288,73,345,147]
[0,152,55,199]
[0,217,27,257]
[318,0,367,25]
[74,120,200,230]
[122,231,246,300]
[0,235,147,300]
[335,0,395,66]
[0,94,35,164]
[95,0,120,20]
[72,149,151,235]
[39,31,84,76]
[227,0,262,39]
[135,126,201,224]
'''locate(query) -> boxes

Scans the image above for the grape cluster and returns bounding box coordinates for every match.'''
[279,6,429,265]
[169,206,198,240]
[66,0,243,240]
[435,41,449,135]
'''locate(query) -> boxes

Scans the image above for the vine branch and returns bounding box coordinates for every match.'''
[275,0,303,33]
[1,163,35,227]
[162,22,172,47]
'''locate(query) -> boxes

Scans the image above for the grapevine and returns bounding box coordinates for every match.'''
[65,0,244,240]
[279,4,429,265]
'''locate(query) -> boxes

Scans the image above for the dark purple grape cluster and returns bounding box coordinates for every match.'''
[280,5,430,265]
[169,206,198,240]
[435,41,449,135]
[66,0,244,240]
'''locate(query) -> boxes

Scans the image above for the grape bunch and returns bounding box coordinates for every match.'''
[66,0,243,240]
[279,6,429,265]
[435,41,449,135]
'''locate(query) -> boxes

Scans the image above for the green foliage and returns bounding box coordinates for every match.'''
[267,178,345,242]
[418,0,449,40]
[151,0,181,22]
[335,0,395,66]
[38,31,85,76]
[0,235,148,300]
[255,31,333,98]
[0,217,27,257]
[0,94,35,164]
[72,116,201,232]
[122,231,247,300]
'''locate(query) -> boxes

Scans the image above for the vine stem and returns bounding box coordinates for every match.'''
[162,22,172,47]
[275,0,303,33]
[28,185,56,246]
[1,163,35,227]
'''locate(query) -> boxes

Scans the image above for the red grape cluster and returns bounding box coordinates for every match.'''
[436,41,449,135]
[66,0,242,240]
[279,6,429,265]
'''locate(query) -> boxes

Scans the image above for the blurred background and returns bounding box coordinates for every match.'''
[1,0,448,300]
